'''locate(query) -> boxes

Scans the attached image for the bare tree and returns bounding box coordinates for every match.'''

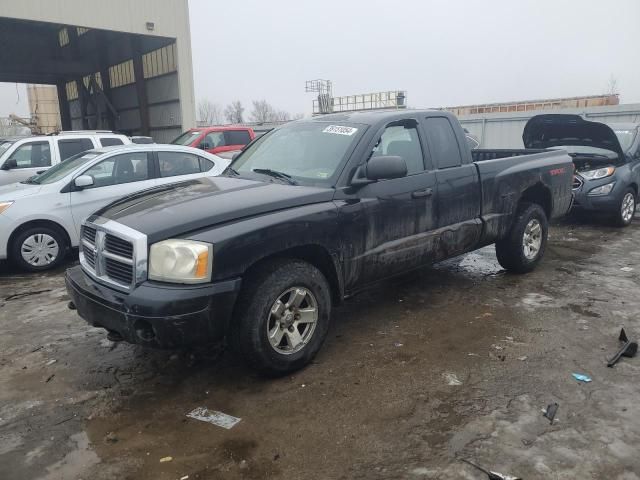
[606,74,619,96]
[224,100,245,124]
[250,100,292,123]
[249,100,275,123]
[198,99,223,125]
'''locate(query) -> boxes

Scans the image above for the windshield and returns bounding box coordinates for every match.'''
[171,131,202,146]
[28,152,100,184]
[614,129,637,151]
[230,122,365,186]
[0,141,14,158]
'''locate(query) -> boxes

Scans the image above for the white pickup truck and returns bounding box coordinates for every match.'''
[0,131,131,186]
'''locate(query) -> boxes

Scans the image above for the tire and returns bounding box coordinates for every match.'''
[230,259,332,376]
[495,202,548,274]
[614,188,636,227]
[10,225,68,272]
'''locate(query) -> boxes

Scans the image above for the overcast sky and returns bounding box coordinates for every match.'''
[2,0,639,118]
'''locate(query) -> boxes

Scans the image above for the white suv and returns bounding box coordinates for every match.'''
[0,131,131,186]
[0,144,229,271]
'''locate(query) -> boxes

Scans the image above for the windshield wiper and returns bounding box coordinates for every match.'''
[252,168,297,185]
[21,177,40,185]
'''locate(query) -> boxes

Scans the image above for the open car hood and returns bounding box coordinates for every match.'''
[523,114,625,158]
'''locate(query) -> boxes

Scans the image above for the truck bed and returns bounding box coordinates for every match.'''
[472,148,546,162]
[472,149,574,245]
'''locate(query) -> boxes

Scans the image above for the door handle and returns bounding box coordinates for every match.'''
[412,188,433,198]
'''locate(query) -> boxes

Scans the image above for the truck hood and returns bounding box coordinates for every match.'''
[523,114,625,158]
[97,176,335,242]
[0,181,42,200]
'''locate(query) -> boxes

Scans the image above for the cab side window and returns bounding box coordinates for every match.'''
[424,117,463,169]
[58,138,94,161]
[11,141,51,168]
[99,137,124,147]
[82,152,151,188]
[199,157,215,172]
[371,123,424,175]
[158,152,202,177]
[201,132,225,149]
[225,130,251,146]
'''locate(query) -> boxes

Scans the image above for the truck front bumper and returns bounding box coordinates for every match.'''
[65,265,241,348]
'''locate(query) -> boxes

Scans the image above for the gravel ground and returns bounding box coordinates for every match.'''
[1,215,639,480]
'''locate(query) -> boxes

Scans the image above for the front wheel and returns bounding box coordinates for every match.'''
[230,259,332,376]
[614,188,636,227]
[495,202,548,274]
[11,226,68,272]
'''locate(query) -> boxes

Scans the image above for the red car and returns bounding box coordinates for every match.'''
[171,126,255,156]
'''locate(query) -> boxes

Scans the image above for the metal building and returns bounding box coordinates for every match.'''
[0,0,195,142]
[457,103,640,149]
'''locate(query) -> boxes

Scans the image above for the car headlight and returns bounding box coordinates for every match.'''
[148,239,213,284]
[580,166,615,180]
[0,201,14,215]
[588,182,615,196]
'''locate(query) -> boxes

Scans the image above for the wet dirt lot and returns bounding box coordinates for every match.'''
[1,215,640,480]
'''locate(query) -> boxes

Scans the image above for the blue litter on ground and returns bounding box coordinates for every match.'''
[572,373,592,383]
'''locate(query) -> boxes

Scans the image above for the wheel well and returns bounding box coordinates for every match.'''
[629,183,638,196]
[244,245,343,303]
[8,220,72,252]
[520,183,552,218]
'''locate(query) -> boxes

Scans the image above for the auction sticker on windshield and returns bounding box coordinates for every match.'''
[323,125,358,136]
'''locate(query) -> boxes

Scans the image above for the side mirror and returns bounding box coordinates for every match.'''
[74,175,94,189]
[199,142,211,150]
[365,155,407,181]
[1,158,18,170]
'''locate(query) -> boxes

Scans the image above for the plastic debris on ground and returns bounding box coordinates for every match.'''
[443,373,462,386]
[572,373,592,383]
[542,402,559,424]
[607,328,638,367]
[159,456,172,463]
[186,407,241,429]
[460,458,522,480]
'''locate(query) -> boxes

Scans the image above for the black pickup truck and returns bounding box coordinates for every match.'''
[66,110,573,374]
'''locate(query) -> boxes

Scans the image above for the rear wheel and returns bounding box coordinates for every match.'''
[11,226,68,272]
[230,259,332,376]
[614,188,636,227]
[495,202,548,273]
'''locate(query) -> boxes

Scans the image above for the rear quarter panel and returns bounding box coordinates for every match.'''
[475,151,573,243]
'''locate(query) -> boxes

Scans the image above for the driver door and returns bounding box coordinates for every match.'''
[0,140,52,185]
[344,120,438,287]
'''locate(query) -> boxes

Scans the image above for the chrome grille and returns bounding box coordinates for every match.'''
[84,247,96,269]
[79,218,147,292]
[105,257,134,284]
[105,234,133,258]
[572,175,584,191]
[83,225,97,244]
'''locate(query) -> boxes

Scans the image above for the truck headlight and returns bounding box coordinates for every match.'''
[581,166,615,180]
[588,182,615,196]
[148,239,213,284]
[0,201,14,215]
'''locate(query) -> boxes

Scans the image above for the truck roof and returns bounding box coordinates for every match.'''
[307,109,458,127]
[189,126,255,132]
